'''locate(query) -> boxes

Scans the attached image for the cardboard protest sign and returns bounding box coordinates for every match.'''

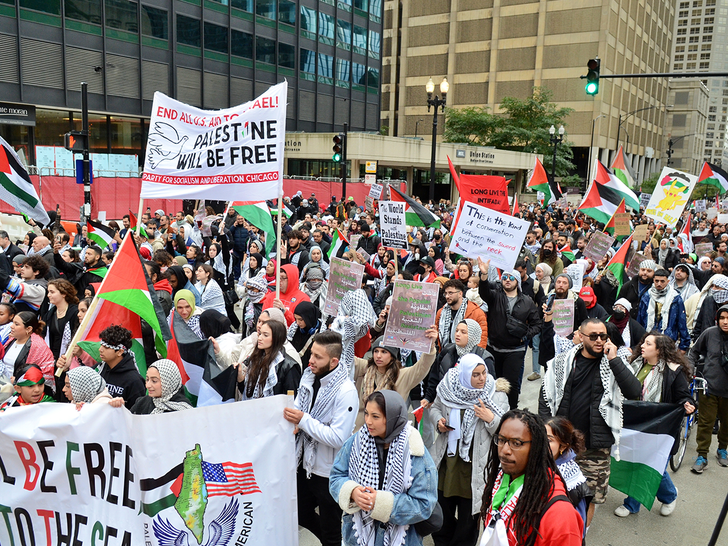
[379,200,408,249]
[644,167,698,228]
[626,252,648,278]
[383,280,439,352]
[450,201,530,271]
[584,231,615,262]
[719,214,728,224]
[695,242,714,257]
[369,183,383,199]
[552,298,574,337]
[640,192,651,209]
[457,174,510,214]
[324,257,365,315]
[632,224,648,243]
[614,213,631,236]
[349,234,362,251]
[365,195,374,212]
[696,199,707,212]
[141,82,287,201]
[565,263,585,292]
[0,397,298,546]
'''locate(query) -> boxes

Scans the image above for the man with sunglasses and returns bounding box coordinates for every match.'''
[540,318,641,528]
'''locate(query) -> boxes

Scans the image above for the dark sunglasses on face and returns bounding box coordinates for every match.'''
[501,274,517,281]
[581,332,608,342]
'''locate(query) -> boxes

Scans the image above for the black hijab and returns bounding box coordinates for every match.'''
[249,253,264,278]
[293,301,319,332]
[168,266,187,295]
[199,309,233,338]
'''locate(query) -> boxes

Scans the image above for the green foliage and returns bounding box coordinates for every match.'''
[641,171,660,194]
[444,87,577,181]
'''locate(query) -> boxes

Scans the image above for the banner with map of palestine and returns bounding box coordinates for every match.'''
[0,396,297,546]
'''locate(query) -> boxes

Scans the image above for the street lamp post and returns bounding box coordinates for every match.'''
[426,77,448,205]
[549,125,565,188]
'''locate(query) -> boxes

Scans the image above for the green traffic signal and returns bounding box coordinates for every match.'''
[333,152,342,162]
[585,57,600,96]
[586,81,598,95]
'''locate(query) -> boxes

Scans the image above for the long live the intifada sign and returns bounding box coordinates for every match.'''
[0,396,297,546]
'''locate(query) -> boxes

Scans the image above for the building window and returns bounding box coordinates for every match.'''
[369,0,382,17]
[679,10,688,16]
[688,44,698,51]
[677,28,686,35]
[232,0,252,11]
[355,0,368,10]
[366,67,379,88]
[677,37,686,43]
[709,106,717,112]
[300,5,316,33]
[707,132,715,138]
[20,0,60,15]
[318,53,333,78]
[231,29,253,58]
[300,48,315,73]
[690,27,700,34]
[687,62,697,68]
[279,42,295,68]
[142,5,168,39]
[706,7,715,13]
[674,63,683,70]
[703,35,712,41]
[279,0,295,25]
[368,30,380,55]
[204,22,228,53]
[702,43,712,50]
[319,12,334,39]
[702,52,711,59]
[688,53,698,60]
[689,36,699,42]
[710,114,717,120]
[256,36,275,64]
[679,1,689,7]
[707,141,714,146]
[705,16,714,23]
[352,62,366,85]
[106,0,137,31]
[65,0,101,23]
[337,19,351,46]
[353,25,367,50]
[675,55,685,61]
[690,17,700,24]
[704,26,713,32]
[676,46,686,52]
[256,0,276,20]
[177,15,200,47]
[336,58,350,81]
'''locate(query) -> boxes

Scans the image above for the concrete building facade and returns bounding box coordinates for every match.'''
[381,0,675,190]
[664,78,709,174]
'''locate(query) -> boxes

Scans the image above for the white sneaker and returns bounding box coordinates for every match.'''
[614,505,631,518]
[660,487,678,516]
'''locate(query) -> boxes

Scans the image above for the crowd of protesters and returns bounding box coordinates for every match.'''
[0,191,726,546]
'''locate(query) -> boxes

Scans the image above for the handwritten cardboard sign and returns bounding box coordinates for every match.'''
[614,213,631,236]
[584,231,615,262]
[324,258,365,315]
[450,201,530,271]
[369,183,383,199]
[633,224,648,243]
[695,242,714,257]
[552,298,574,337]
[383,280,439,352]
[625,252,648,278]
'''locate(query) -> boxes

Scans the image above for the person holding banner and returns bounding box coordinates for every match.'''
[329,389,438,546]
[62,365,112,407]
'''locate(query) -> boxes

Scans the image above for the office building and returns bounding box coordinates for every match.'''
[664,78,709,173]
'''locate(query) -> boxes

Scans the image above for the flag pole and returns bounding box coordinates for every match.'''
[136,197,144,235]
[275,191,283,301]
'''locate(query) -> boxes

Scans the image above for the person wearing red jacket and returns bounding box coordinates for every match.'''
[261,263,311,326]
[480,409,583,546]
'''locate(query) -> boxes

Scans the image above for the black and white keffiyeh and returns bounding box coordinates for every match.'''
[67,366,106,403]
[455,319,482,358]
[150,359,193,414]
[241,352,280,400]
[332,289,376,375]
[349,425,412,546]
[295,361,350,477]
[646,285,676,333]
[438,298,467,347]
[556,449,587,492]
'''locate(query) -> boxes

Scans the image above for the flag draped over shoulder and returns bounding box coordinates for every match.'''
[389,186,440,227]
[87,219,116,249]
[607,234,633,289]
[609,401,684,510]
[697,162,728,194]
[526,157,561,205]
[0,136,50,225]
[231,201,276,255]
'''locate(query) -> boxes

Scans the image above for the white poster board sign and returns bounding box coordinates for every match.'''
[379,200,408,249]
[644,167,698,228]
[369,183,383,199]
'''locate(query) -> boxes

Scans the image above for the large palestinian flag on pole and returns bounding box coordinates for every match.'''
[609,401,684,510]
[610,146,638,189]
[389,186,440,227]
[595,159,640,211]
[697,162,728,195]
[526,157,561,205]
[231,201,276,255]
[578,178,624,225]
[0,136,50,225]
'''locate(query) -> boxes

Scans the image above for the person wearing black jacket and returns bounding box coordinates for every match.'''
[539,317,641,527]
[618,259,656,319]
[477,257,541,409]
[356,221,381,256]
[96,325,146,410]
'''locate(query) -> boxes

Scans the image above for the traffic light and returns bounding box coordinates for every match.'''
[332,133,344,162]
[585,58,600,96]
[64,131,88,152]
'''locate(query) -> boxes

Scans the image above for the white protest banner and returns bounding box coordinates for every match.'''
[695,242,714,257]
[707,207,718,220]
[644,167,698,228]
[719,213,728,224]
[369,183,383,199]
[552,298,574,337]
[450,201,530,271]
[584,231,615,262]
[379,200,408,249]
[383,280,439,352]
[324,257,366,315]
[0,396,297,546]
[141,82,287,201]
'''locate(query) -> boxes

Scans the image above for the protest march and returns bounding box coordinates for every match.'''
[1,82,728,546]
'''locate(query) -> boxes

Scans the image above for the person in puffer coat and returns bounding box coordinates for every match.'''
[429,354,510,546]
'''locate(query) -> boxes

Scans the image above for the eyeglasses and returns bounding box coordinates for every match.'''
[493,435,532,449]
[501,274,517,281]
[580,332,608,342]
[444,291,460,296]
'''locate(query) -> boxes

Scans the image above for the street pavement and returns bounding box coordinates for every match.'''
[299,348,728,546]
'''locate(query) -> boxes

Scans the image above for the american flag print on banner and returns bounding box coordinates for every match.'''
[201,460,262,497]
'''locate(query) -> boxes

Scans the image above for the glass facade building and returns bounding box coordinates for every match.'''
[0,0,383,166]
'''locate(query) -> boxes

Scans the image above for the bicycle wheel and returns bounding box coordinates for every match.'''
[671,416,689,472]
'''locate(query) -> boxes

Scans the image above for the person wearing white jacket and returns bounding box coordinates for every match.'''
[284,329,359,546]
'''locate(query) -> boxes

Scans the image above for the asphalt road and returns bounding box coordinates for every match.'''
[299,348,728,546]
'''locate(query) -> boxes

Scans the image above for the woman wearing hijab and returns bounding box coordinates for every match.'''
[206,240,232,289]
[62,366,112,407]
[119,359,193,414]
[245,252,265,281]
[534,262,554,294]
[300,267,328,314]
[2,312,55,390]
[287,301,322,365]
[242,240,266,279]
[329,390,439,546]
[167,265,201,306]
[653,238,679,271]
[429,354,510,546]
[300,245,330,281]
[607,298,646,350]
[428,245,445,276]
[241,275,269,337]
[170,289,204,339]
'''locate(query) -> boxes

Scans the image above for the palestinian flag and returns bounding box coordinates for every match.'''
[270,202,293,218]
[87,219,115,249]
[578,177,624,224]
[558,244,575,263]
[526,157,561,205]
[603,198,627,238]
[167,311,237,407]
[389,186,440,227]
[0,136,50,225]
[76,232,171,373]
[231,201,276,256]
[595,159,640,211]
[609,401,684,510]
[677,218,693,254]
[697,162,728,195]
[610,146,638,189]
[327,228,349,260]
[607,234,633,289]
[128,210,137,230]
[141,443,260,523]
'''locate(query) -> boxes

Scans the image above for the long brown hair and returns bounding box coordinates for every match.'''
[630,331,692,378]
[245,320,287,398]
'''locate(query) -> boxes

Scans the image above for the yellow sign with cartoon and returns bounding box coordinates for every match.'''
[644,167,697,228]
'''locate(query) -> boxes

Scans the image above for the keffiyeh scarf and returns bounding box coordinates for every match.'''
[455,319,481,357]
[439,299,467,346]
[556,449,587,492]
[349,425,412,546]
[67,366,106,404]
[242,352,280,400]
[295,362,350,477]
[150,359,193,414]
[244,276,268,330]
[332,290,376,376]
[436,369,504,462]
[633,356,665,403]
[646,285,676,333]
[543,344,624,457]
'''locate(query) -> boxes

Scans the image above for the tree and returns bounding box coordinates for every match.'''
[444,87,577,185]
